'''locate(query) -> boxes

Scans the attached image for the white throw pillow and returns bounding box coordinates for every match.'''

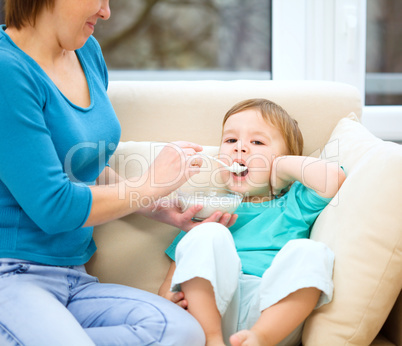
[303,114,402,345]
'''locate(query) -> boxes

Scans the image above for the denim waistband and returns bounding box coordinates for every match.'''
[0,257,86,272]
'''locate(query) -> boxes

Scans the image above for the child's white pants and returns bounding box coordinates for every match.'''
[171,222,334,345]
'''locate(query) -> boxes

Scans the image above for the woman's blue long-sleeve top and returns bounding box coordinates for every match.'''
[0,26,121,266]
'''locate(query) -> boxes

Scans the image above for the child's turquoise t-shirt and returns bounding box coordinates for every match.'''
[166,181,332,277]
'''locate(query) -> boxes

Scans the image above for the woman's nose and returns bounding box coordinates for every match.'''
[99,0,111,20]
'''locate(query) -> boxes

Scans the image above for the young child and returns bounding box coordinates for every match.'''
[158,98,346,346]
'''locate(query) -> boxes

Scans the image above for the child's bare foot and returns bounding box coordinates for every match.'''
[229,330,272,346]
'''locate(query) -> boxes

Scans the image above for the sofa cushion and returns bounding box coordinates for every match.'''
[303,115,402,345]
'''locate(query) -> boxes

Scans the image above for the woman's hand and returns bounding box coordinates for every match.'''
[141,141,203,199]
[138,196,238,232]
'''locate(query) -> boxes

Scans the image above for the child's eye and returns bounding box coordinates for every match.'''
[252,140,264,145]
[225,139,237,143]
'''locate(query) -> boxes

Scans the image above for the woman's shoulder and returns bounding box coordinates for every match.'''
[0,31,41,80]
[0,26,22,61]
[0,34,22,65]
[0,38,47,108]
[0,44,39,85]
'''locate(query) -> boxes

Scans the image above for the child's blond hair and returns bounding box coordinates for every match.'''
[222,98,303,156]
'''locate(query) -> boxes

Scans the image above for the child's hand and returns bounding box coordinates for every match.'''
[270,155,346,198]
[270,156,292,196]
[163,290,188,309]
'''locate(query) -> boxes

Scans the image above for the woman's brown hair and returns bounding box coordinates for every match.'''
[5,0,55,30]
[222,98,304,156]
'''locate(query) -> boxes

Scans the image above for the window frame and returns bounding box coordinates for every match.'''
[272,0,402,141]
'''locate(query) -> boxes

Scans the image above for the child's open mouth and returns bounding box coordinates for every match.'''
[233,163,248,177]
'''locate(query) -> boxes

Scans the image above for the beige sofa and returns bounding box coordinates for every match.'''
[85,80,402,345]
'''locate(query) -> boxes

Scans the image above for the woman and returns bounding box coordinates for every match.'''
[0,1,235,344]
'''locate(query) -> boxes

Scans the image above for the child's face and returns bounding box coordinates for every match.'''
[219,109,288,200]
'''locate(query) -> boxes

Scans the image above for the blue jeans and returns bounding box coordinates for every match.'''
[0,258,205,346]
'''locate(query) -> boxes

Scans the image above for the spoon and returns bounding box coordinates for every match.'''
[197,154,248,174]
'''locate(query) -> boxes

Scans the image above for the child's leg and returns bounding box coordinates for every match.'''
[230,287,320,346]
[172,222,241,346]
[230,238,334,346]
[182,278,225,345]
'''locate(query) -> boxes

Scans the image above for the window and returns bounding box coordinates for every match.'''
[362,0,402,141]
[272,0,402,142]
[0,0,4,25]
[94,0,272,81]
[365,0,402,106]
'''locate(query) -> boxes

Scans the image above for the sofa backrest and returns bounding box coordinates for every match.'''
[107,80,362,156]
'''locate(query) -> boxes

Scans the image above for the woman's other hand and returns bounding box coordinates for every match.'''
[138,197,238,232]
